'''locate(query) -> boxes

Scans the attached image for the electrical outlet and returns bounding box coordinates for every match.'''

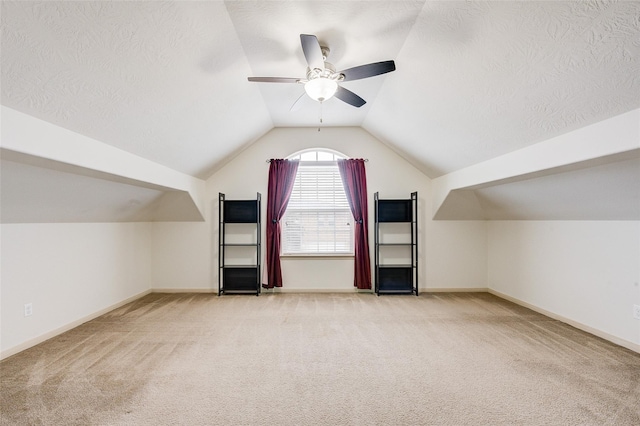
[24,303,33,317]
[634,304,640,320]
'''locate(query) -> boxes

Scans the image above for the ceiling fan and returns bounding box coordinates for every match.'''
[248,34,396,108]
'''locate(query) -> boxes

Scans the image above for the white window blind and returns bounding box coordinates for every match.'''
[282,152,353,255]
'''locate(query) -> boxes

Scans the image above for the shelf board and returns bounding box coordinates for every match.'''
[378,264,413,268]
[377,289,416,295]
[378,243,413,246]
[223,243,258,247]
[220,265,259,269]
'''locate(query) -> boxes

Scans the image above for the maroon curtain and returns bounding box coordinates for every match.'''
[337,159,371,289]
[263,159,299,289]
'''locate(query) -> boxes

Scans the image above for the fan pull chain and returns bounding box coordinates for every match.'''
[318,101,323,132]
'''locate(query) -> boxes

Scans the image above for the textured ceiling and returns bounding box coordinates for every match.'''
[1,0,272,178]
[366,0,640,176]
[1,1,639,222]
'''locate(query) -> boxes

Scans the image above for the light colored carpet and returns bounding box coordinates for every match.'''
[1,292,639,425]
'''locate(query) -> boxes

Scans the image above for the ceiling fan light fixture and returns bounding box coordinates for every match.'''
[304,77,338,102]
[247,34,396,108]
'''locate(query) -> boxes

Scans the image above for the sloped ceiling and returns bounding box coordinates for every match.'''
[367,0,640,177]
[1,1,639,222]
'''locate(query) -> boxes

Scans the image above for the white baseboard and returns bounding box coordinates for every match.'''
[163,287,490,294]
[262,288,363,294]
[265,287,489,294]
[154,287,356,294]
[488,289,640,355]
[153,287,489,294]
[0,289,152,361]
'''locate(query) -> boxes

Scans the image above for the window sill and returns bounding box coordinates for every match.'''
[281,253,354,259]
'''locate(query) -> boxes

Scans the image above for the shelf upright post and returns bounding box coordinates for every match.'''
[256,192,261,296]
[374,192,380,295]
[218,193,225,296]
[412,191,418,296]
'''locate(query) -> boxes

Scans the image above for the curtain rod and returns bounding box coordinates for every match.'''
[266,159,368,163]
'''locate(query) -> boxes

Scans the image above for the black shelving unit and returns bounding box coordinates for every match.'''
[218,193,261,296]
[374,192,418,295]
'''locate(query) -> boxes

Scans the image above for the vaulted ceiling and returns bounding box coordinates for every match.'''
[1,1,639,222]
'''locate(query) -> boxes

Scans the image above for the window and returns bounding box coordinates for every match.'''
[281,149,353,255]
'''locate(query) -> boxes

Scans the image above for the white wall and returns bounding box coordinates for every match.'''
[1,223,152,357]
[488,221,640,348]
[151,220,212,290]
[151,127,487,292]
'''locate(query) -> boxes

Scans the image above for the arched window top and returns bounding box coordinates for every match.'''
[287,148,347,162]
